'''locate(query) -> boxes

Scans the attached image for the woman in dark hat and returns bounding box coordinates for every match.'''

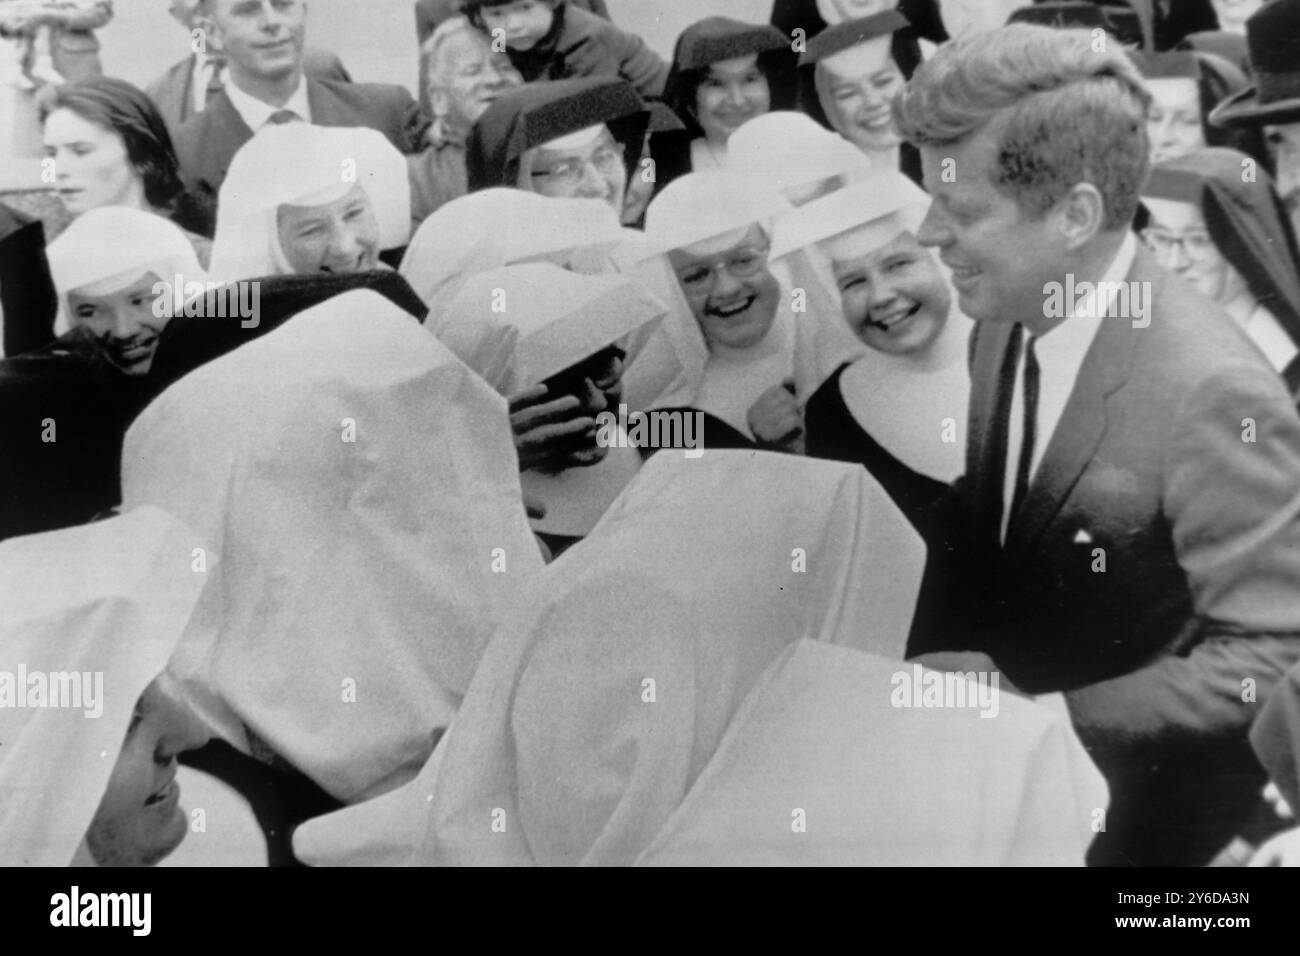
[652,18,798,189]
[1208,0,1300,248]
[801,9,924,182]
[771,0,948,45]
[1141,146,1300,402]
[1136,49,1266,168]
[1006,1,1145,47]
[466,76,650,218]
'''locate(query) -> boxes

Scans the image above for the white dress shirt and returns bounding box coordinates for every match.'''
[1001,232,1137,541]
[1226,297,1300,374]
[224,73,312,131]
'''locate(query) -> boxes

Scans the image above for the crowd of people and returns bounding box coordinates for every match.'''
[4,0,1300,868]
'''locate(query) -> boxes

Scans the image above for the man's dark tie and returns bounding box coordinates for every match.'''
[268,110,300,124]
[204,57,226,105]
[1009,333,1040,528]
[985,323,1023,548]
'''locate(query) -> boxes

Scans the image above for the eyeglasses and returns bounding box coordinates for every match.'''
[530,144,624,187]
[674,246,771,295]
[1142,227,1216,259]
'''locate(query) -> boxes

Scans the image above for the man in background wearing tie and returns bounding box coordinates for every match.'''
[896,23,1300,866]
[146,0,350,137]
[172,0,426,237]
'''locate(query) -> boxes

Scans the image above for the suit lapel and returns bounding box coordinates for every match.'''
[201,92,253,186]
[1004,252,1149,554]
[306,78,339,125]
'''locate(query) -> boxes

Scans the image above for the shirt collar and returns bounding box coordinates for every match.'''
[1029,231,1136,397]
[224,73,312,131]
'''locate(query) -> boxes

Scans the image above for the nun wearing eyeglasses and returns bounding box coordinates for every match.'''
[291,450,1106,866]
[121,290,544,808]
[774,170,970,524]
[625,171,863,454]
[465,76,650,219]
[207,124,411,284]
[1141,147,1300,400]
[438,263,667,553]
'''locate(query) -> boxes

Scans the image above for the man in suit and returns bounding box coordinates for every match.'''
[895,23,1300,866]
[146,0,351,136]
[174,0,427,237]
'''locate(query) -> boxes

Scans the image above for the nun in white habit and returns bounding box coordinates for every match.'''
[398,189,631,320]
[725,110,874,207]
[437,263,667,544]
[120,289,544,805]
[45,206,207,375]
[0,507,210,866]
[774,169,972,524]
[207,124,411,284]
[292,451,1105,865]
[623,171,864,450]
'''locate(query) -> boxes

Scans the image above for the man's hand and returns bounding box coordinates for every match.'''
[1249,826,1300,866]
[508,384,602,474]
[1264,781,1294,821]
[748,379,805,454]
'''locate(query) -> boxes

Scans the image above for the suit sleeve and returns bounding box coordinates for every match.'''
[611,27,669,100]
[388,86,431,155]
[321,51,351,84]
[560,20,669,100]
[1065,362,1300,756]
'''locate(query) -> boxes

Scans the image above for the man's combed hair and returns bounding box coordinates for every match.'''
[892,24,1152,231]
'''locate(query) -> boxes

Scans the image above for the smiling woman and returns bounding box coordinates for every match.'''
[774,169,971,523]
[657,18,797,182]
[208,123,410,283]
[628,170,862,452]
[45,205,207,376]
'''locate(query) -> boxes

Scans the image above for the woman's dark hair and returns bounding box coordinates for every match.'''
[41,77,184,211]
[662,19,798,142]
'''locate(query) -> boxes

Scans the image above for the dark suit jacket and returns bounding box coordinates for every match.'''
[145,47,351,137]
[173,77,428,237]
[926,244,1300,865]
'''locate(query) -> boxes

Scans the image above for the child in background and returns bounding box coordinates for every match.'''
[463,0,668,99]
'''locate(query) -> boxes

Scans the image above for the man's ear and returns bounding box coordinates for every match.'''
[1056,182,1106,252]
[195,13,224,56]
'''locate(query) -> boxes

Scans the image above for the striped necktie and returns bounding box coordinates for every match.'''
[1008,332,1040,530]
